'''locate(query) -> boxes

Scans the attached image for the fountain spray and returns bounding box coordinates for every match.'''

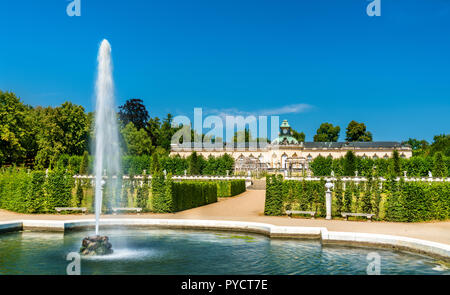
[93,39,121,236]
[80,39,121,256]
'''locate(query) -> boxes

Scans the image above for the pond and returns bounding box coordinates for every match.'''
[0,229,447,275]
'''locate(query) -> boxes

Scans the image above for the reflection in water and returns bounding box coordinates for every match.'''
[0,229,447,275]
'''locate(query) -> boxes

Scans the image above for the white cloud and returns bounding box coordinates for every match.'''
[204,103,313,118]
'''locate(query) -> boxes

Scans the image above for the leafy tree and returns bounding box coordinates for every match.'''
[150,153,161,174]
[429,134,450,157]
[157,114,177,151]
[118,98,149,130]
[291,129,306,142]
[313,123,340,142]
[343,151,356,176]
[0,91,33,164]
[188,152,201,175]
[79,151,89,174]
[334,177,344,214]
[309,155,332,176]
[121,122,153,156]
[34,103,89,168]
[345,121,372,142]
[433,152,447,177]
[403,138,429,156]
[390,150,402,176]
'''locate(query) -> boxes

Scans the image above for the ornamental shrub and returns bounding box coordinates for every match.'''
[216,180,246,197]
[44,169,73,212]
[264,174,284,216]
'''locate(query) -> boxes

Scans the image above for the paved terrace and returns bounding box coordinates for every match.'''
[1,190,449,245]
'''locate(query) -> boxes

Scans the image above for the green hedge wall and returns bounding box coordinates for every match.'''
[151,173,218,213]
[309,154,449,177]
[0,168,72,213]
[265,176,450,222]
[217,180,246,197]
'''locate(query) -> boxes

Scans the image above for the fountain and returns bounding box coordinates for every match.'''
[80,39,121,256]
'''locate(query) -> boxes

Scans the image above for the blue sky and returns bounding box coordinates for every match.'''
[0,0,449,142]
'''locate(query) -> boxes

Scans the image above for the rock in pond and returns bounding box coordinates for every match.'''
[80,235,113,256]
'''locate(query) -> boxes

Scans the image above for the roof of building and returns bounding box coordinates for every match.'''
[171,141,410,150]
[303,141,409,149]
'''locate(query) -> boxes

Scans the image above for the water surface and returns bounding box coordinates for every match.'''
[0,229,447,275]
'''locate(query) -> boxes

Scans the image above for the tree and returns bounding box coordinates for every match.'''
[345,121,372,142]
[79,151,89,174]
[390,150,401,176]
[0,91,33,164]
[121,122,153,156]
[309,155,332,176]
[429,134,450,157]
[313,123,340,142]
[34,103,89,168]
[150,153,161,174]
[343,151,356,176]
[334,177,344,214]
[118,98,149,130]
[188,152,201,175]
[157,114,177,151]
[433,152,447,177]
[291,129,306,142]
[403,138,429,156]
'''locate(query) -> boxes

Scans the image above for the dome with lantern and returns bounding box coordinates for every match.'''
[271,120,299,145]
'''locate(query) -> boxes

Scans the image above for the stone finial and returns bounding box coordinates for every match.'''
[403,171,407,177]
[355,170,358,177]
[428,171,432,178]
[331,170,335,177]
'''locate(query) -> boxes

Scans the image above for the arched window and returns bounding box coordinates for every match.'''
[373,155,378,160]
[281,154,288,169]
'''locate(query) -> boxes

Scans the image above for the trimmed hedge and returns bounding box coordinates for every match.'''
[217,180,246,197]
[265,176,450,222]
[0,168,72,213]
[152,173,218,213]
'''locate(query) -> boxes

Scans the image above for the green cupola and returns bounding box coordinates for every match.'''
[271,120,299,145]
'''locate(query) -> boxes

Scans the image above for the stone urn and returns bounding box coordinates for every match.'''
[80,235,113,256]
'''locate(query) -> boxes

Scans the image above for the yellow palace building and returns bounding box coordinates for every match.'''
[170,120,412,172]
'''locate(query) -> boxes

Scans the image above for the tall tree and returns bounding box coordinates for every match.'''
[188,152,201,175]
[313,123,340,142]
[343,151,356,176]
[121,122,153,156]
[429,134,450,157]
[118,98,149,130]
[433,152,447,177]
[0,91,33,164]
[345,120,373,142]
[403,138,429,157]
[291,129,306,142]
[34,102,89,168]
[390,150,401,176]
[157,114,177,151]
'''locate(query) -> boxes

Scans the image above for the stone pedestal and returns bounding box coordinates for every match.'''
[325,180,334,220]
[326,191,332,220]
